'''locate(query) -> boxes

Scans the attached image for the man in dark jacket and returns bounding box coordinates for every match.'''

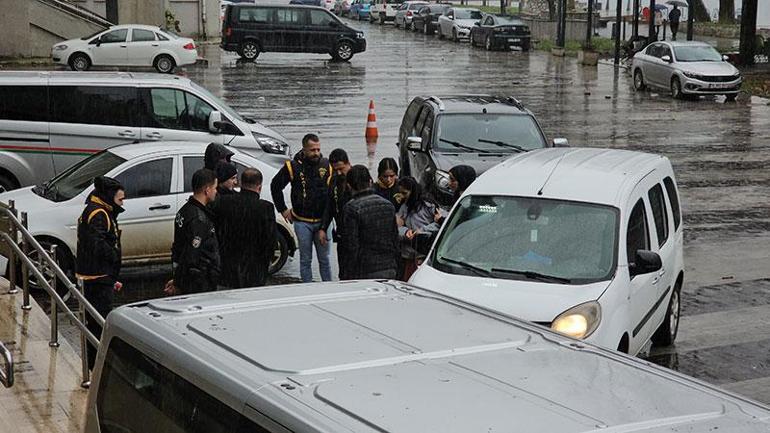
[669,4,681,41]
[342,165,399,279]
[216,161,238,196]
[76,176,125,370]
[270,133,333,282]
[319,149,352,279]
[167,169,220,295]
[215,168,277,288]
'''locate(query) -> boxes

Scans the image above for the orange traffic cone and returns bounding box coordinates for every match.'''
[365,99,379,139]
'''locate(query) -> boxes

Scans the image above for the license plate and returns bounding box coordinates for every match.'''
[508,38,521,42]
[708,83,727,89]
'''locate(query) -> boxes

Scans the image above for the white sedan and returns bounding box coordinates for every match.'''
[51,24,198,73]
[0,142,297,284]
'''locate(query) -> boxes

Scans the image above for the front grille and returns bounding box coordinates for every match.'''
[698,74,741,83]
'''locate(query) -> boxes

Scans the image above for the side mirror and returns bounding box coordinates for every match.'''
[209,111,224,133]
[406,136,423,152]
[552,138,569,147]
[661,55,672,63]
[629,250,662,278]
[722,54,729,61]
[95,38,102,47]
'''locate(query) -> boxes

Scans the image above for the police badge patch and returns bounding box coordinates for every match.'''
[319,167,328,178]
[176,214,185,228]
[192,236,201,248]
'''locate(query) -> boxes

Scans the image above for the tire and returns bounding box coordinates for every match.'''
[652,284,681,346]
[13,239,75,300]
[69,53,91,71]
[269,231,289,275]
[332,40,355,61]
[485,35,493,51]
[437,25,444,39]
[0,172,19,193]
[153,54,175,74]
[725,93,737,102]
[521,41,530,52]
[412,21,419,32]
[394,18,400,28]
[633,69,646,91]
[671,76,683,99]
[240,41,260,61]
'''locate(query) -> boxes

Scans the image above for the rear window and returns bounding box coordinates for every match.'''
[648,183,669,247]
[663,176,681,230]
[96,337,275,433]
[239,7,271,23]
[0,86,48,122]
[50,86,138,127]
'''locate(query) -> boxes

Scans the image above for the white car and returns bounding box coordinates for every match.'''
[393,1,428,29]
[437,8,483,41]
[410,147,685,356]
[0,142,297,283]
[51,25,198,73]
[369,0,404,24]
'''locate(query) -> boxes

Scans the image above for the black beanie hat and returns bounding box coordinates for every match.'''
[216,162,238,183]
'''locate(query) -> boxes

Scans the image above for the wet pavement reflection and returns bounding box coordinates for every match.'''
[30,19,770,404]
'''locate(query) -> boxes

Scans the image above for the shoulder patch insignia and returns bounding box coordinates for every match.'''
[319,167,328,178]
[192,236,201,248]
[176,214,185,228]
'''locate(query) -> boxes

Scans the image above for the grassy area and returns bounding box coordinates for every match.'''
[472,5,519,15]
[741,74,770,98]
[535,37,616,57]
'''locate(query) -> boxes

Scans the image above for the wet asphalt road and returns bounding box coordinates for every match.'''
[33,20,770,403]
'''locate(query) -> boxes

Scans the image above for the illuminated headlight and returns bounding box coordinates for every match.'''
[253,133,289,155]
[551,301,601,340]
[356,32,365,39]
[53,45,68,51]
[683,71,703,80]
[434,170,451,193]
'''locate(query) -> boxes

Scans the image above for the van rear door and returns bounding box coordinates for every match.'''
[0,80,54,189]
[48,85,140,176]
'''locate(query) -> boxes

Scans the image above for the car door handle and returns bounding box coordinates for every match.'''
[149,204,171,211]
[152,43,159,47]
[145,132,163,140]
[118,130,136,137]
[120,44,127,48]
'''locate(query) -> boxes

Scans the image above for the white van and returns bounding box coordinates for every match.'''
[84,280,770,433]
[410,148,685,356]
[0,71,290,191]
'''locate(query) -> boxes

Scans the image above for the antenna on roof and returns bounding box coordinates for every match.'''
[537,151,567,196]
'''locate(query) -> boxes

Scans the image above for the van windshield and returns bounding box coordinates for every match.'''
[435,113,546,153]
[190,82,245,123]
[35,151,126,202]
[432,196,619,284]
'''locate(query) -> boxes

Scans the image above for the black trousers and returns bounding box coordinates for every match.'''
[84,278,114,371]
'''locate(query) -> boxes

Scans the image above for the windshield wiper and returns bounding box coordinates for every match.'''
[439,256,491,277]
[490,268,572,284]
[478,139,528,153]
[439,138,492,154]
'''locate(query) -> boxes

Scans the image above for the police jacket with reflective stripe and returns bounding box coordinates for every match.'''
[270,152,332,222]
[76,195,122,280]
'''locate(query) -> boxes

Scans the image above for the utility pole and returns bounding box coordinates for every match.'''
[614,0,622,64]
[633,0,639,37]
[687,0,695,40]
[585,0,594,49]
[739,0,758,65]
[557,0,568,47]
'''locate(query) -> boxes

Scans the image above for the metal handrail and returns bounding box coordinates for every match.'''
[0,201,103,388]
[0,340,12,388]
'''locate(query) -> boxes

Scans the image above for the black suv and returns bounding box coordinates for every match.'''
[221,4,367,61]
[397,95,566,205]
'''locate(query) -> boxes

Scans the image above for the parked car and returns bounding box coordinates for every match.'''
[470,14,531,51]
[85,280,770,433]
[0,72,290,192]
[397,95,566,205]
[411,3,451,35]
[437,7,483,41]
[393,1,428,29]
[221,4,366,61]
[348,0,373,20]
[0,142,297,283]
[369,0,405,24]
[411,147,686,356]
[632,41,742,101]
[51,25,197,73]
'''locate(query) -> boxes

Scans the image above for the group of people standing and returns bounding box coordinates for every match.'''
[73,138,477,369]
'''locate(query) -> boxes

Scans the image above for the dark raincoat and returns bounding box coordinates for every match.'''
[204,143,235,171]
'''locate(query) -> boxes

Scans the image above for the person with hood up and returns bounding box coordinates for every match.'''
[76,176,125,370]
[204,142,234,171]
[270,133,333,282]
[396,176,438,280]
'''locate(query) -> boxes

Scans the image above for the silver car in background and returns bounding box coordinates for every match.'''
[632,41,742,101]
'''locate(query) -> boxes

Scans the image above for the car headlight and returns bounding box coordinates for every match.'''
[253,132,290,155]
[53,45,68,51]
[551,301,601,340]
[356,32,365,39]
[434,170,451,193]
[682,71,703,80]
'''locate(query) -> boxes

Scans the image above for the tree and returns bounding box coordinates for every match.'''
[690,0,711,22]
[719,0,735,23]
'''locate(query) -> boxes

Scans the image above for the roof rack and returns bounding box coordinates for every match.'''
[505,96,525,110]
[427,96,445,111]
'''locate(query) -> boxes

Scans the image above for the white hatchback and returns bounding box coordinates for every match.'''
[51,25,198,73]
[410,147,685,356]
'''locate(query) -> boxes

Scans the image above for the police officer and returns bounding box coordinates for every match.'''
[166,168,220,295]
[319,148,353,279]
[270,133,333,282]
[76,176,125,370]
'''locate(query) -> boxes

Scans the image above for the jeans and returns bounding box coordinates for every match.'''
[294,220,331,282]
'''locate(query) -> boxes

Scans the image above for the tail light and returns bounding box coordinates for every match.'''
[183,42,196,50]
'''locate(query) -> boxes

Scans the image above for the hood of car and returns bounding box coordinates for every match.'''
[431,150,510,175]
[679,61,739,76]
[410,263,610,323]
[455,19,477,27]
[0,187,60,213]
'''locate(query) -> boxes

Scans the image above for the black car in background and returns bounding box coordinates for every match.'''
[470,14,531,51]
[221,4,366,61]
[411,4,450,35]
[398,95,566,205]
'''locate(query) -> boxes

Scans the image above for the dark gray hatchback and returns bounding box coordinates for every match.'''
[221,4,367,61]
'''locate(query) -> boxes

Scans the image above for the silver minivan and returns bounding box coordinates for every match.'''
[85,280,770,432]
[0,71,290,191]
